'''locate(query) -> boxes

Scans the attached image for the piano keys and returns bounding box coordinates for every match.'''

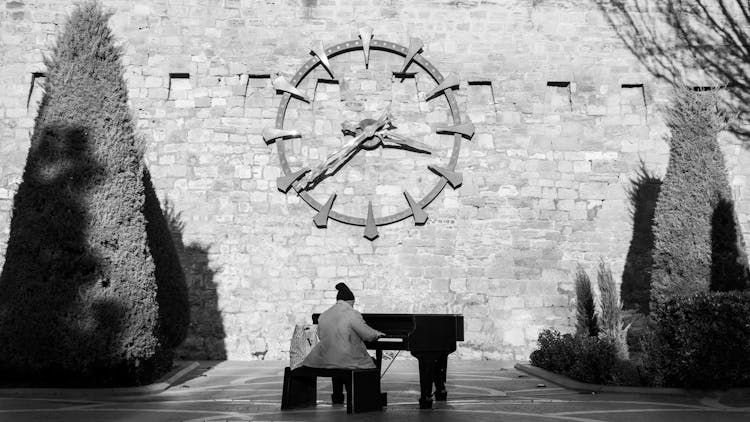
[312,313,464,409]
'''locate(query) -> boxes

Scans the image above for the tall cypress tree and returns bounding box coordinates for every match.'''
[0,2,168,385]
[650,86,750,309]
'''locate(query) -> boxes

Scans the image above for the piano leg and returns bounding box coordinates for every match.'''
[413,352,440,409]
[434,353,448,401]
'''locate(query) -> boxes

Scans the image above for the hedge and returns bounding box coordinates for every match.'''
[650,86,749,307]
[530,329,618,385]
[0,2,170,386]
[643,291,750,388]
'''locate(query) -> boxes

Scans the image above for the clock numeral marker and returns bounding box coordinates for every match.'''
[436,121,476,139]
[311,40,334,78]
[364,202,379,241]
[404,191,428,225]
[273,76,311,103]
[429,165,463,189]
[425,73,460,100]
[262,127,301,145]
[313,194,337,228]
[277,168,310,193]
[359,26,373,68]
[400,37,424,74]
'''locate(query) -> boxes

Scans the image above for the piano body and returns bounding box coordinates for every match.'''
[312,313,464,408]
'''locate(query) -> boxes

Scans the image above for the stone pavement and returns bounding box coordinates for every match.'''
[1,360,749,422]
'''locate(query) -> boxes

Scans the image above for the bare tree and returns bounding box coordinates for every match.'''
[596,0,750,143]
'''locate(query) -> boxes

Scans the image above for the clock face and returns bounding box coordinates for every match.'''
[264,27,473,240]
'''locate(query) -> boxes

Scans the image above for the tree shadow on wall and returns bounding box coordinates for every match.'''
[711,198,750,291]
[162,202,227,360]
[142,168,190,353]
[596,1,750,145]
[621,161,662,314]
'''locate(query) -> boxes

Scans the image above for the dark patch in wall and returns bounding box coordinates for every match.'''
[546,81,572,112]
[168,73,190,100]
[27,72,45,110]
[303,0,317,19]
[381,0,399,18]
[6,1,25,9]
[448,0,480,7]
[586,203,602,221]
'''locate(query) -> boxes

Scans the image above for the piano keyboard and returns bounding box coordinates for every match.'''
[377,337,404,343]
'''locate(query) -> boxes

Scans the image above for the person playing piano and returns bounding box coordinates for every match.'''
[302,282,385,404]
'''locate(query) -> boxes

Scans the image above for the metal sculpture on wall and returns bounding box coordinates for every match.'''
[263,27,474,240]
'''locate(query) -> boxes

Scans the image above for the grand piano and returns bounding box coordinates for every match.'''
[312,313,464,408]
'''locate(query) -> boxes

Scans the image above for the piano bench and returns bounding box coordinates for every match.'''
[280,366,383,414]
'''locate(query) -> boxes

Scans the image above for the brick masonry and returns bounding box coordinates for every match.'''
[1,0,749,361]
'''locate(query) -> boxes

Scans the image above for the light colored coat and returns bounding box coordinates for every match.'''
[302,300,380,369]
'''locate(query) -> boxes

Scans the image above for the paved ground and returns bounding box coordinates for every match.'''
[1,360,749,422]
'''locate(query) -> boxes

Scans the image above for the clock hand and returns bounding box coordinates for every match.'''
[298,109,392,191]
[298,131,369,190]
[378,131,432,154]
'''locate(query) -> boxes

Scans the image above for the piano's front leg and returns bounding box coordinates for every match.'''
[434,353,448,401]
[413,352,439,409]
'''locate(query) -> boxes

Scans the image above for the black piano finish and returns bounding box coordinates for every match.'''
[311,312,464,408]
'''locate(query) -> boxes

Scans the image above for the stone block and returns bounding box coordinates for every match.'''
[557,188,578,199]
[551,136,579,151]
[502,327,526,347]
[572,160,591,173]
[578,182,607,199]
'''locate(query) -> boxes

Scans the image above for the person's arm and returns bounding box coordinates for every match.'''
[350,311,384,342]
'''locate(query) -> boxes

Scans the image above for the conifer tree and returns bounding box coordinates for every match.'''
[597,260,629,360]
[650,86,750,308]
[0,2,170,385]
[574,266,598,337]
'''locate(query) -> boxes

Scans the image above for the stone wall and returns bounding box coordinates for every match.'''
[1,0,749,361]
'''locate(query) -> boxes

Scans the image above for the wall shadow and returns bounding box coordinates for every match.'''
[162,202,227,360]
[711,198,750,291]
[596,1,750,145]
[621,161,662,314]
[142,169,190,351]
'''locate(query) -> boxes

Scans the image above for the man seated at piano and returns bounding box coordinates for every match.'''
[302,282,386,405]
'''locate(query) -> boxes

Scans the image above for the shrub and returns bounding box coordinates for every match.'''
[597,260,630,360]
[574,266,598,337]
[530,329,619,385]
[643,291,750,388]
[0,2,170,386]
[529,329,578,375]
[650,86,749,308]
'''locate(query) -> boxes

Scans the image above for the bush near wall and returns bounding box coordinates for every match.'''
[650,86,750,308]
[0,2,171,386]
[530,329,628,385]
[643,291,750,388]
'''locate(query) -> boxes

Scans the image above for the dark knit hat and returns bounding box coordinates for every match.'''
[335,282,355,301]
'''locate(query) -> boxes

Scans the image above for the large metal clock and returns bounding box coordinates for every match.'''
[263,27,474,240]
